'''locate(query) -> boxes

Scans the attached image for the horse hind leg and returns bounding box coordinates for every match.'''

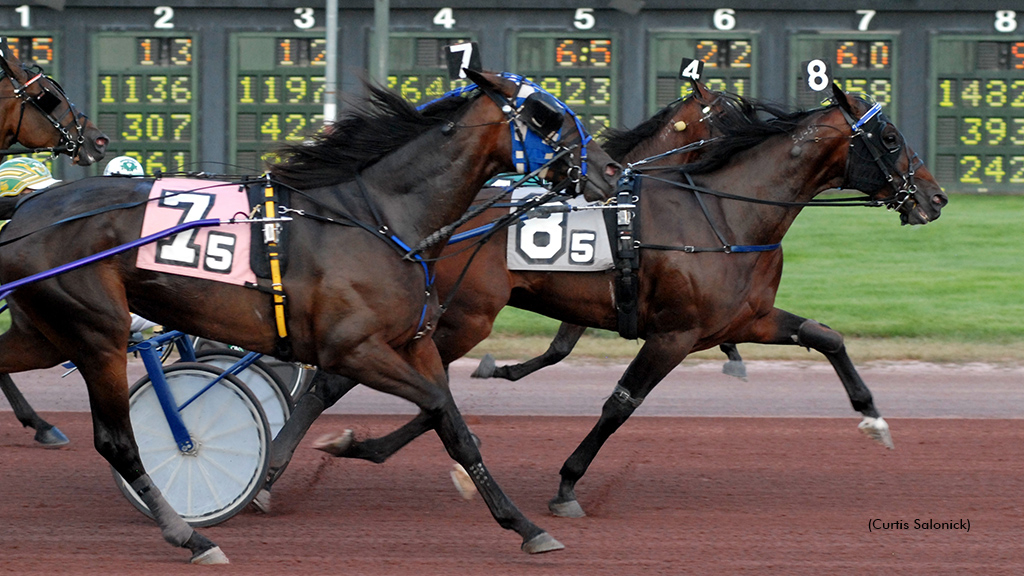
[251,370,360,513]
[332,337,562,554]
[473,322,586,381]
[719,343,748,381]
[0,315,75,446]
[551,332,693,518]
[0,374,70,446]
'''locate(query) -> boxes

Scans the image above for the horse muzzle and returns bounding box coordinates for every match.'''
[580,161,621,202]
[73,129,109,166]
[899,186,948,226]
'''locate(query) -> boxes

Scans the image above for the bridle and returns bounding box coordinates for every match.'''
[420,72,596,197]
[839,100,923,215]
[0,64,88,159]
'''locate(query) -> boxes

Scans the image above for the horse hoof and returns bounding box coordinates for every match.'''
[858,416,895,450]
[312,430,354,456]
[250,488,271,514]
[471,354,496,379]
[521,532,565,554]
[190,546,229,565]
[35,425,70,447]
[450,464,477,500]
[721,360,748,381]
[548,499,586,518]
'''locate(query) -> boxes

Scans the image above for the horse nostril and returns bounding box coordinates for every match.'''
[95,137,109,150]
[605,162,622,178]
[932,193,948,208]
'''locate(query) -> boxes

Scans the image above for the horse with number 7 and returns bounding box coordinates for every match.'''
[0,70,621,562]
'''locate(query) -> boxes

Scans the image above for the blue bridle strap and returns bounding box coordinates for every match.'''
[416,72,592,179]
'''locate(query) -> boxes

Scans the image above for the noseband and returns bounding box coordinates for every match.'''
[841,102,922,213]
[0,66,87,159]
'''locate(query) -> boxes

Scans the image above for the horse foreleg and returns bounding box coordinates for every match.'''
[551,332,693,518]
[473,323,587,381]
[743,308,892,449]
[334,336,561,554]
[0,374,69,446]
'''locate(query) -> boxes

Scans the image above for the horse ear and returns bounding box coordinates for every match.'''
[464,68,493,90]
[690,79,711,101]
[0,38,16,78]
[832,82,854,114]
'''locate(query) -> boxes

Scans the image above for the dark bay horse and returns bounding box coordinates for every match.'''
[0,38,108,447]
[278,85,947,518]
[258,82,759,498]
[0,70,619,562]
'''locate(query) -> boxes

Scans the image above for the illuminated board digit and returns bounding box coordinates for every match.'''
[91,32,197,175]
[789,33,898,115]
[930,36,1024,193]
[230,33,326,172]
[647,32,758,114]
[384,33,475,108]
[512,32,618,136]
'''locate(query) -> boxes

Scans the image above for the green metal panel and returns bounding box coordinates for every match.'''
[229,32,328,173]
[647,31,759,115]
[789,31,899,117]
[928,34,1024,194]
[509,31,619,137]
[90,31,199,175]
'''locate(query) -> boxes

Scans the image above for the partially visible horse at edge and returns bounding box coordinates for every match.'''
[0,70,620,562]
[0,37,108,447]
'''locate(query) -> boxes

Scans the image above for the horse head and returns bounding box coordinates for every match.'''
[0,38,108,165]
[463,69,620,201]
[831,84,947,225]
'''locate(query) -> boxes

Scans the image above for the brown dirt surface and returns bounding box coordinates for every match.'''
[3,411,1023,575]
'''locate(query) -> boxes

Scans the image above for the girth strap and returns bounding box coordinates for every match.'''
[261,181,289,340]
[604,174,641,340]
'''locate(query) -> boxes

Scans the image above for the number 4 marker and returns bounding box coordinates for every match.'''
[679,57,705,81]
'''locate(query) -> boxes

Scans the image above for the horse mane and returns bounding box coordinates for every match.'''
[600,91,773,164]
[599,101,682,162]
[268,83,476,189]
[678,97,833,175]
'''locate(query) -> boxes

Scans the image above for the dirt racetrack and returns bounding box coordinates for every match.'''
[3,360,1024,574]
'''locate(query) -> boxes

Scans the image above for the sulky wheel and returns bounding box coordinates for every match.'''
[113,363,271,527]
[194,348,292,440]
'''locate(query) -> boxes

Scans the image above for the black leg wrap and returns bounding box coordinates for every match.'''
[796,320,844,354]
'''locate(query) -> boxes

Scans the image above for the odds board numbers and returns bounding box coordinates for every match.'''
[385,34,474,107]
[790,33,897,112]
[648,32,756,112]
[513,33,618,135]
[91,33,197,175]
[930,37,1024,193]
[231,33,327,171]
